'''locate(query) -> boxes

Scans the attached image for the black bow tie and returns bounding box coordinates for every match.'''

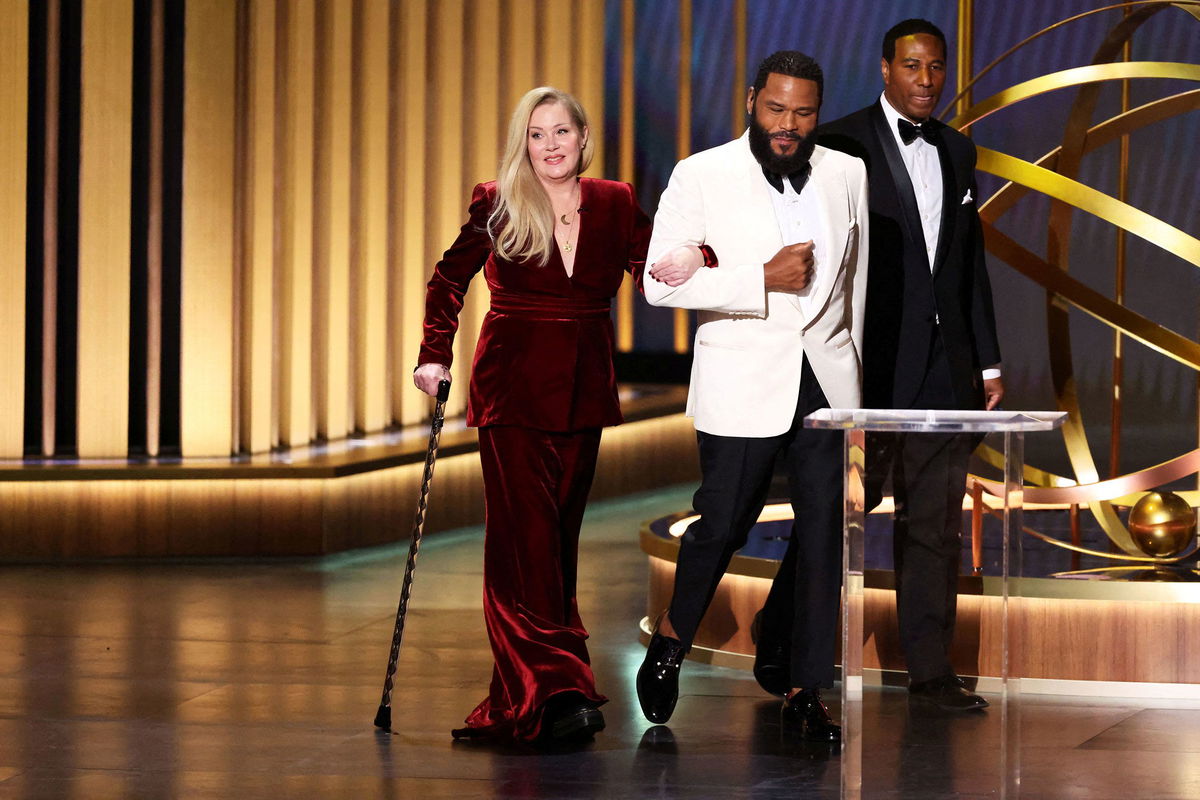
[897,118,938,145]
[762,164,810,194]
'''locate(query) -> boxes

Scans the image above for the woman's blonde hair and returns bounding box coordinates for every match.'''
[489,87,593,266]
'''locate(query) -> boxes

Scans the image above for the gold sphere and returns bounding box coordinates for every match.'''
[1128,491,1197,558]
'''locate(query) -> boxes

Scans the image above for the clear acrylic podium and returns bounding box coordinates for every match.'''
[805,409,1066,799]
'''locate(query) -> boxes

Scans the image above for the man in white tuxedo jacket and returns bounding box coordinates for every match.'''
[635,51,867,743]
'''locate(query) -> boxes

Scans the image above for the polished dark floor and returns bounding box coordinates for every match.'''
[2,485,1199,799]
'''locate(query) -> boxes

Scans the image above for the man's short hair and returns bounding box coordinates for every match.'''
[882,18,947,61]
[751,50,823,103]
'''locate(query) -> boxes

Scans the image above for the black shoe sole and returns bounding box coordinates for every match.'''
[801,727,842,743]
[550,707,605,741]
[908,693,990,713]
[636,692,676,725]
[636,664,679,724]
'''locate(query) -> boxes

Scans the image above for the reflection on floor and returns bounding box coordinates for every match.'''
[1,484,1199,799]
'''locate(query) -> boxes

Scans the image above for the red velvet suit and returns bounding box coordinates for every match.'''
[418,178,650,740]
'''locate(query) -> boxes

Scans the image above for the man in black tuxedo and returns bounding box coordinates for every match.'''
[813,18,1004,711]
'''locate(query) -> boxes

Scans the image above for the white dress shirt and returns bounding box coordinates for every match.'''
[880,93,1001,381]
[879,92,942,268]
[765,170,826,321]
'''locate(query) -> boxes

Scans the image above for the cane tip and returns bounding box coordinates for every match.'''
[373,705,392,732]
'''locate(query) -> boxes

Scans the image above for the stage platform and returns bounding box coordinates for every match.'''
[641,503,1200,691]
[0,385,697,561]
[2,484,1199,799]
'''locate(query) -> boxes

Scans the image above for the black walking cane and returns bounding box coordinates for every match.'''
[374,378,451,732]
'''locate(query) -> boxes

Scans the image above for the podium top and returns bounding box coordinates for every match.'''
[804,408,1067,433]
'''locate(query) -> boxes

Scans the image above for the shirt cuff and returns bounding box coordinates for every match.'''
[981,367,1002,380]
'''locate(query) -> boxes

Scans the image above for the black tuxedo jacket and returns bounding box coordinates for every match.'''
[818,101,1001,410]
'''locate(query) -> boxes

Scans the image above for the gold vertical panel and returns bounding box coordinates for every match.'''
[314,0,353,440]
[539,0,571,89]
[955,0,974,120]
[38,1,61,457]
[397,0,428,426]
[576,0,606,178]
[241,0,277,453]
[431,0,468,418]
[466,2,501,187]
[351,0,390,432]
[0,0,28,458]
[449,0,501,425]
[731,0,745,139]
[278,0,315,446]
[673,0,691,354]
[144,0,164,456]
[503,0,536,110]
[77,0,133,457]
[181,0,236,457]
[616,0,635,352]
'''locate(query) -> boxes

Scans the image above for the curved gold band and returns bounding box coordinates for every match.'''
[950,61,1200,129]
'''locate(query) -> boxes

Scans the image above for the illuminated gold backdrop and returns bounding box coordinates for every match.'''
[951,1,1200,559]
[0,0,607,459]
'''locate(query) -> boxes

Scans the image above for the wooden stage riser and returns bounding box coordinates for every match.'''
[0,415,699,560]
[647,557,1200,685]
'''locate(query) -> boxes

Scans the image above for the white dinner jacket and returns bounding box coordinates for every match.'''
[645,133,869,438]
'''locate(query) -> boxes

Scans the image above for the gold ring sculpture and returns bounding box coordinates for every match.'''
[942,1,1200,563]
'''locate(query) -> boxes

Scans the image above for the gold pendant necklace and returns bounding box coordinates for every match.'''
[559,185,580,252]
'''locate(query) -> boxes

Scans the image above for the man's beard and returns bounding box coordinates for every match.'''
[748,116,816,175]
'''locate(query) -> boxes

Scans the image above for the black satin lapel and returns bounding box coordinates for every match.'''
[932,137,957,276]
[869,103,925,267]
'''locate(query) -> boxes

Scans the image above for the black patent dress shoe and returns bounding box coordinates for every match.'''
[781,688,841,742]
[751,610,790,697]
[541,691,605,742]
[637,632,687,724]
[908,674,989,712]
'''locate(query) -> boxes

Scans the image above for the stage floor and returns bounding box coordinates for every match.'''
[2,484,1200,799]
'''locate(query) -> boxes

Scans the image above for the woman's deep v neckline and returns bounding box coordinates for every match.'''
[555,180,584,280]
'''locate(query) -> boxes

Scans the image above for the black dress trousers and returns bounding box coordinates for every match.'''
[870,332,977,683]
[668,357,844,689]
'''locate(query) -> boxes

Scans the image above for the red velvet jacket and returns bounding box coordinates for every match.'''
[418,178,651,432]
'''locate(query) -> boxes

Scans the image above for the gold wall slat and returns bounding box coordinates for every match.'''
[279,0,315,446]
[504,0,536,111]
[144,0,164,456]
[314,0,352,440]
[732,0,745,139]
[77,0,133,457]
[616,0,635,351]
[397,0,428,426]
[673,0,691,354]
[39,0,61,457]
[955,0,974,120]
[454,0,500,424]
[577,0,606,178]
[386,1,404,426]
[539,0,572,89]
[431,0,468,418]
[351,0,390,432]
[241,0,277,453]
[181,0,237,457]
[0,0,28,458]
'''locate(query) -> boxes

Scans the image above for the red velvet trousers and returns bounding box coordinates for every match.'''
[457,425,606,741]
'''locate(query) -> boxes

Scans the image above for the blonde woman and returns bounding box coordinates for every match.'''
[413,87,658,743]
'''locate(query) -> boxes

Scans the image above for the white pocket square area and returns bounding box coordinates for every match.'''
[961,189,973,205]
